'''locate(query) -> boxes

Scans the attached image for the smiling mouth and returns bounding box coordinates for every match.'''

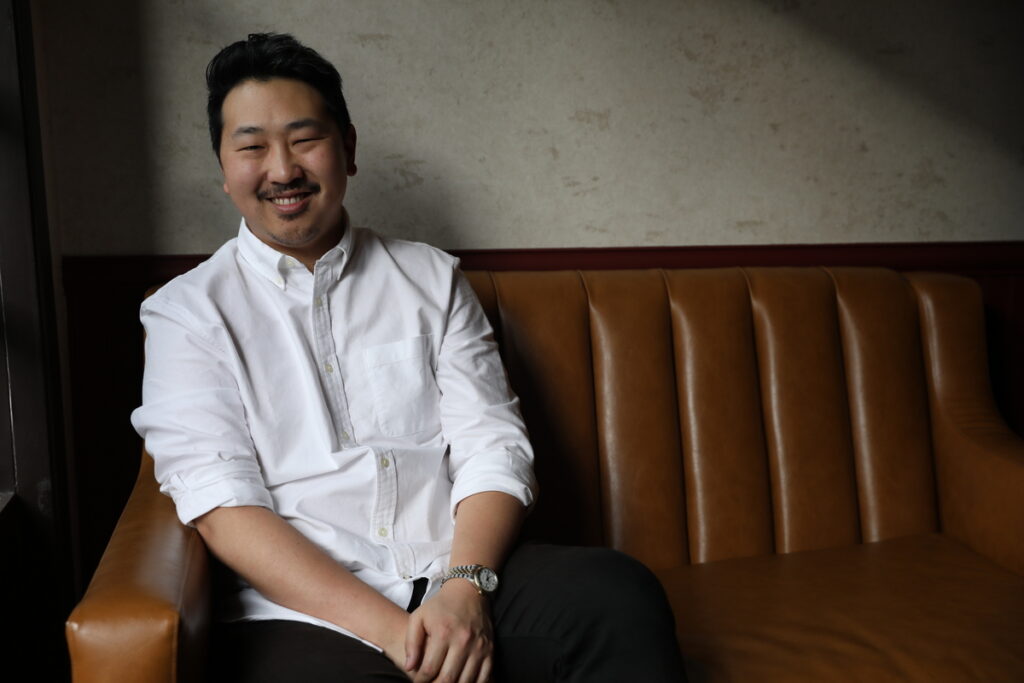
[269,194,311,206]
[262,192,314,220]
[260,182,320,218]
[259,180,320,205]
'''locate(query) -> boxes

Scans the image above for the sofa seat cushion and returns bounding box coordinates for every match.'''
[658,533,1024,681]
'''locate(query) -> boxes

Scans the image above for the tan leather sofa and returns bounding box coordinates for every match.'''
[67,267,1024,681]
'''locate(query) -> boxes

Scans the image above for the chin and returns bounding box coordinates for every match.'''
[274,229,322,249]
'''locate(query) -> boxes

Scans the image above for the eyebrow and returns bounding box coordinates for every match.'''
[230,119,327,138]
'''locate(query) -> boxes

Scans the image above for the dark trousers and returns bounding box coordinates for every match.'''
[208,544,687,682]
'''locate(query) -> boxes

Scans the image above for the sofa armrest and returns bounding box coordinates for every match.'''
[66,450,211,682]
[909,272,1024,576]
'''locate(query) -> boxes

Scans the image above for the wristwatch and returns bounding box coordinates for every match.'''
[441,564,499,596]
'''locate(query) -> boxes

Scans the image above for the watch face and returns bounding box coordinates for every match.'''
[478,567,499,592]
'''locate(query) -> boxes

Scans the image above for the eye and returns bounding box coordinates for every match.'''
[238,145,263,152]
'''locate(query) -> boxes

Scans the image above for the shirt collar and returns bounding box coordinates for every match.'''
[236,211,354,290]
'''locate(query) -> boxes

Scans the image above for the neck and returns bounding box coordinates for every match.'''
[253,209,348,272]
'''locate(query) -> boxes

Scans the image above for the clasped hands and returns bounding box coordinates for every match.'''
[383,579,494,683]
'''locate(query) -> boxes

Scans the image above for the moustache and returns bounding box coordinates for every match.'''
[257,180,321,200]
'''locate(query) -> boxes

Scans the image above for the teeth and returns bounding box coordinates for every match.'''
[271,195,304,205]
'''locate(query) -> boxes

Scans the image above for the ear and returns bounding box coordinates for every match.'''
[220,153,230,194]
[344,124,358,177]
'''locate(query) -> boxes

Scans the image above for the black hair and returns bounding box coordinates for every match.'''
[205,32,352,157]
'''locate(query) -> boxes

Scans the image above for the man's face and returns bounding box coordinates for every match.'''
[219,77,356,261]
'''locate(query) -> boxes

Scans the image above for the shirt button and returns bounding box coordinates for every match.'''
[315,296,324,307]
[324,362,334,374]
[381,457,390,468]
[378,527,388,537]
[341,430,350,441]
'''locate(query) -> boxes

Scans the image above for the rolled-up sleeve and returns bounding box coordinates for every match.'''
[130,297,273,526]
[437,266,538,519]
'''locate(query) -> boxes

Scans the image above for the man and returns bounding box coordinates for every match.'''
[132,33,685,682]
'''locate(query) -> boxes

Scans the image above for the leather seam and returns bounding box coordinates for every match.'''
[578,269,606,548]
[740,266,779,554]
[823,266,865,546]
[658,268,691,566]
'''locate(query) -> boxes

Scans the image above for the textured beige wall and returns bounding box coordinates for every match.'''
[35,0,1024,254]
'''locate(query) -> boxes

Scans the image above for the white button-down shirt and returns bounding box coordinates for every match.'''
[130,219,537,642]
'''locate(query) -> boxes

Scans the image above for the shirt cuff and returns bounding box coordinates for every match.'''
[161,464,274,527]
[449,447,538,521]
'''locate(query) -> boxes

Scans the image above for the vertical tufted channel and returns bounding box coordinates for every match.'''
[490,271,604,546]
[746,268,861,554]
[666,269,775,564]
[828,268,938,542]
[583,270,688,570]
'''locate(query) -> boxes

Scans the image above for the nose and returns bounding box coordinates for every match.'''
[266,142,303,185]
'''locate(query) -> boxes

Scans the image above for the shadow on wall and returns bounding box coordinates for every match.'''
[354,0,1024,246]
[762,0,1024,161]
[35,0,157,590]
[37,0,157,254]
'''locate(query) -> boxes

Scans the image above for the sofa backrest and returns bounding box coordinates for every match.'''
[464,267,941,570]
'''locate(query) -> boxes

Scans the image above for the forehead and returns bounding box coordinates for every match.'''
[221,78,332,131]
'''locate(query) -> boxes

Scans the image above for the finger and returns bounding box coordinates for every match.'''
[475,654,493,683]
[405,614,426,672]
[439,629,475,683]
[456,649,484,683]
[416,638,450,683]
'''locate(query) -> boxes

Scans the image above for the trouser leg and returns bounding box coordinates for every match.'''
[491,544,687,682]
[207,619,408,683]
[207,544,686,683]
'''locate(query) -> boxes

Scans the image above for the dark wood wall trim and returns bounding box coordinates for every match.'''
[454,240,1024,272]
[63,240,1024,282]
[62,240,1024,597]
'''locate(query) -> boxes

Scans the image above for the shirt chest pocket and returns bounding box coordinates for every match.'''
[362,335,441,438]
